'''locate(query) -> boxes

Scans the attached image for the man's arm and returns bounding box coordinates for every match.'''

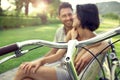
[44,48,58,57]
[43,49,66,63]
[44,27,61,57]
[20,48,66,74]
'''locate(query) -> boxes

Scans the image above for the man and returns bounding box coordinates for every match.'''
[18,2,74,80]
[44,2,73,57]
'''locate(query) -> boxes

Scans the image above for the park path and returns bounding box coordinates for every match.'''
[0,68,18,80]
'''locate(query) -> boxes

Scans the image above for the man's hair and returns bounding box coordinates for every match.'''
[58,2,73,15]
[76,4,100,31]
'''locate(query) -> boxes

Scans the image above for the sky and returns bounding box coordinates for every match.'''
[60,0,120,9]
[1,0,16,10]
[1,0,120,14]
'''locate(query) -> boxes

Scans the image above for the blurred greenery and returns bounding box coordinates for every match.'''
[0,16,60,30]
[0,23,60,73]
[102,13,120,19]
[0,16,39,29]
[0,0,60,25]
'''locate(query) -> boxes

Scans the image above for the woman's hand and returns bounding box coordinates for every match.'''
[19,59,44,74]
[70,28,78,39]
[65,28,78,42]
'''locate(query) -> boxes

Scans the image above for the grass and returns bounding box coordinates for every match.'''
[0,23,61,73]
[97,18,120,58]
[0,18,120,75]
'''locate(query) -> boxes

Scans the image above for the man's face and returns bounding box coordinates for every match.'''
[59,8,73,29]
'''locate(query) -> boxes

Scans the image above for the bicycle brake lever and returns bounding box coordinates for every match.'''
[15,49,28,57]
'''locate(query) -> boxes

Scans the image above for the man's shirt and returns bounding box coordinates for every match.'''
[54,26,66,42]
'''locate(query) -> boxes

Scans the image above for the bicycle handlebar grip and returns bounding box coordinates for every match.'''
[0,44,19,56]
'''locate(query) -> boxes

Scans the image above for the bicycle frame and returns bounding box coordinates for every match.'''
[107,39,120,80]
[65,40,79,80]
[0,27,120,80]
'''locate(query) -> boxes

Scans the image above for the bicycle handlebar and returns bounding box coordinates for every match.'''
[16,40,68,48]
[0,44,19,56]
[0,27,120,56]
[77,27,120,47]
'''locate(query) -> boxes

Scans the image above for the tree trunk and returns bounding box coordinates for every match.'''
[25,0,29,16]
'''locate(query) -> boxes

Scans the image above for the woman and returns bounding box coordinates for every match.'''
[14,4,109,80]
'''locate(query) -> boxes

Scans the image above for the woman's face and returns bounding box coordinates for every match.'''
[72,14,80,29]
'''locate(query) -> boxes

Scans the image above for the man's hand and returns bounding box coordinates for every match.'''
[19,59,44,74]
[74,41,109,75]
[74,48,93,75]
[74,50,93,75]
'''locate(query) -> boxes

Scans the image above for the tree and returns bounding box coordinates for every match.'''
[45,0,60,18]
[30,0,60,24]
[0,0,1,7]
[15,0,30,16]
[0,0,4,16]
[0,7,3,16]
[24,0,29,16]
[15,0,23,16]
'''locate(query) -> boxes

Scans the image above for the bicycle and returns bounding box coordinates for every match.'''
[0,27,120,80]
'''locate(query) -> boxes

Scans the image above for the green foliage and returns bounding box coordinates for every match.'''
[37,13,48,24]
[0,7,4,16]
[0,16,22,29]
[0,23,59,73]
[0,16,60,30]
[47,0,61,18]
[0,0,61,27]
[102,13,119,19]
[48,18,60,24]
[0,16,41,30]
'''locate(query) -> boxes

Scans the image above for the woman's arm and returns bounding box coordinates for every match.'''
[74,41,110,74]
